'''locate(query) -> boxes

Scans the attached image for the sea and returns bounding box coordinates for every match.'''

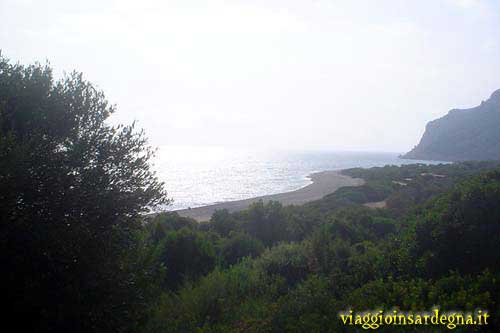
[154,145,443,211]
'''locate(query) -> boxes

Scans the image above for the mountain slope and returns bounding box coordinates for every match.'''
[403,89,500,161]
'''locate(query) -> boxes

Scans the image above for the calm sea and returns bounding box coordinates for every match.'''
[154,145,442,211]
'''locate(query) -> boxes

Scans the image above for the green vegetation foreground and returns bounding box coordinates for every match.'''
[0,56,167,332]
[1,57,500,332]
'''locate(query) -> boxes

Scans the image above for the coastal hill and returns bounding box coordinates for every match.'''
[403,89,500,161]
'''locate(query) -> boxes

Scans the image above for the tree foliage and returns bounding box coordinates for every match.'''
[0,56,167,332]
[3,55,500,332]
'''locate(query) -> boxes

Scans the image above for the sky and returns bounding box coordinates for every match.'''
[1,0,500,152]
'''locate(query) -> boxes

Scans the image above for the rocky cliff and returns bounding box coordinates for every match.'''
[403,89,500,161]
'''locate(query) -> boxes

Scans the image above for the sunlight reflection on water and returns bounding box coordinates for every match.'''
[153,145,442,210]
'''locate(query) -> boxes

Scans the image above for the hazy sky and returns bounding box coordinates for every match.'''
[2,0,500,152]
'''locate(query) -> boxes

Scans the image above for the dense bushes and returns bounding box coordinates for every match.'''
[143,166,500,332]
[411,170,500,277]
[4,57,500,333]
[156,227,216,290]
[220,232,264,266]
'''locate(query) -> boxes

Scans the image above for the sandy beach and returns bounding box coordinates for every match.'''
[174,170,364,221]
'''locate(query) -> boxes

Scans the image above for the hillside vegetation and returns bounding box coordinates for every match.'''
[2,57,500,332]
[143,161,500,332]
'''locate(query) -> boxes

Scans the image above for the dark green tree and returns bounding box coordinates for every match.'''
[157,227,216,289]
[210,208,236,237]
[220,232,264,266]
[412,170,500,277]
[244,200,287,246]
[0,56,167,332]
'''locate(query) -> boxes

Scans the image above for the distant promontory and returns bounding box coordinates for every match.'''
[403,89,500,161]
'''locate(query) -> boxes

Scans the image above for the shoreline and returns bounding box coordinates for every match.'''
[173,170,364,221]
